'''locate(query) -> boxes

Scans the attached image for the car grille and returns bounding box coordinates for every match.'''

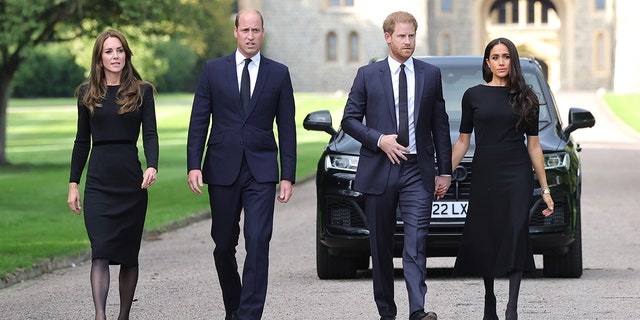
[325,196,366,229]
[324,162,567,232]
[529,196,566,227]
[442,162,472,201]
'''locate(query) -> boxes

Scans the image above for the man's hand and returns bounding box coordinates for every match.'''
[434,175,451,200]
[187,169,204,195]
[379,134,410,164]
[277,180,293,203]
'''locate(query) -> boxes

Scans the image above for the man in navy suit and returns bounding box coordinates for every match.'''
[341,11,451,320]
[186,9,296,320]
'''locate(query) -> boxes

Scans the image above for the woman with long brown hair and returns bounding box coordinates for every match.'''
[67,29,158,320]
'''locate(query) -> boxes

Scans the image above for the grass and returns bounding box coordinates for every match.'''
[0,92,347,277]
[603,93,640,132]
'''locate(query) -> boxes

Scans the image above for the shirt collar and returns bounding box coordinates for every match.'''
[236,50,261,67]
[387,56,414,74]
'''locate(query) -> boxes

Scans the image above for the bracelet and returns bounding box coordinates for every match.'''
[541,188,551,195]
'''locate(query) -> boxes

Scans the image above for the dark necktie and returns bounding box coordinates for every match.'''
[397,64,409,147]
[241,58,251,112]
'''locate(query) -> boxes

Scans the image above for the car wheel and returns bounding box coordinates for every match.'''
[543,212,583,278]
[316,229,358,279]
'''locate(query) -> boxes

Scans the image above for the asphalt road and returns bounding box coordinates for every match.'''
[1,90,639,319]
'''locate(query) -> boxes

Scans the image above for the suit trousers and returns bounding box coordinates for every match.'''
[208,155,276,320]
[365,155,434,318]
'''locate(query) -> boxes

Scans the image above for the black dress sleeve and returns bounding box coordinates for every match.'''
[69,98,91,183]
[140,84,159,170]
[526,105,540,136]
[459,87,474,134]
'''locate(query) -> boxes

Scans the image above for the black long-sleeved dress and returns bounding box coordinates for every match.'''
[70,84,158,266]
[453,84,537,277]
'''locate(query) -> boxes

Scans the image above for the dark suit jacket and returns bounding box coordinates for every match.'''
[187,53,296,186]
[341,57,451,195]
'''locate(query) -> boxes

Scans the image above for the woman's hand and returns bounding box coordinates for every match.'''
[141,167,158,189]
[541,193,554,217]
[68,183,82,215]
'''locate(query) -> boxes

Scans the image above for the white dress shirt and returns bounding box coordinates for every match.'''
[236,50,261,97]
[388,57,416,154]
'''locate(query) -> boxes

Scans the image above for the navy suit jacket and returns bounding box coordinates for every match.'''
[341,58,452,195]
[187,53,296,186]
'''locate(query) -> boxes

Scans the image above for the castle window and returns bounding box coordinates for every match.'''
[441,0,453,12]
[595,32,606,72]
[595,0,606,11]
[439,33,453,56]
[491,0,557,25]
[326,32,337,61]
[328,0,354,7]
[348,32,359,62]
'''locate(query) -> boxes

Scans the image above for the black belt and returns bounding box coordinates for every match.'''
[93,140,135,146]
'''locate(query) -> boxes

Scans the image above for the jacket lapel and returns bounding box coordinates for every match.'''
[413,58,424,124]
[378,58,397,127]
[226,55,246,116]
[245,57,269,118]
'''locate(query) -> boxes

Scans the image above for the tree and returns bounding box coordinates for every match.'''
[0,0,236,165]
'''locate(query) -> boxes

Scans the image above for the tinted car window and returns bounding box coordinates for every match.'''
[440,66,550,125]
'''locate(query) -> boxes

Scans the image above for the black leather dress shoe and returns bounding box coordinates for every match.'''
[409,310,438,320]
[380,316,396,320]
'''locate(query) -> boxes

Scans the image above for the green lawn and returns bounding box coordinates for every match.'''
[603,93,640,132]
[0,92,347,277]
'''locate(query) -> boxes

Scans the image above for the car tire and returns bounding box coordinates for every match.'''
[542,212,583,278]
[316,229,358,279]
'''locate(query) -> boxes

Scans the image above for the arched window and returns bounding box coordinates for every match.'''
[594,32,608,73]
[348,32,359,62]
[440,33,452,56]
[326,32,337,62]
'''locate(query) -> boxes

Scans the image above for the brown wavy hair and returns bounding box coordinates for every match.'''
[76,29,152,116]
[383,11,418,34]
[482,37,539,132]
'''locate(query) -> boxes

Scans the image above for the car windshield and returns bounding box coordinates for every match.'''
[440,66,550,125]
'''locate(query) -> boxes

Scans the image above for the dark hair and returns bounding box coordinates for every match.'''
[482,37,539,131]
[76,29,152,116]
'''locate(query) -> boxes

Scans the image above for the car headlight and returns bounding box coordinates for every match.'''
[325,154,359,172]
[544,152,570,170]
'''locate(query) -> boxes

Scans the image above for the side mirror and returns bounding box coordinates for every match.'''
[303,110,337,136]
[563,107,596,137]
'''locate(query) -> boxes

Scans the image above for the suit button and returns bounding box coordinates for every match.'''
[240,140,244,144]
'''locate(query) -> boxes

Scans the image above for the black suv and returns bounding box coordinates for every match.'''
[303,56,595,279]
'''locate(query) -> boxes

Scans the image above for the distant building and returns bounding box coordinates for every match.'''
[239,0,638,94]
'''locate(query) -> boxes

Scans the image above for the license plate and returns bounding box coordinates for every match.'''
[431,201,468,218]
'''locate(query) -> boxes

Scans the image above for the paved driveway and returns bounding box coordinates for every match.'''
[1,90,639,319]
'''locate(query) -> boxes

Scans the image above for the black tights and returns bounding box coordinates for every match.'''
[483,271,523,320]
[90,259,139,320]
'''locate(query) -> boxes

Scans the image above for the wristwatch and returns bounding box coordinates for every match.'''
[541,188,551,195]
